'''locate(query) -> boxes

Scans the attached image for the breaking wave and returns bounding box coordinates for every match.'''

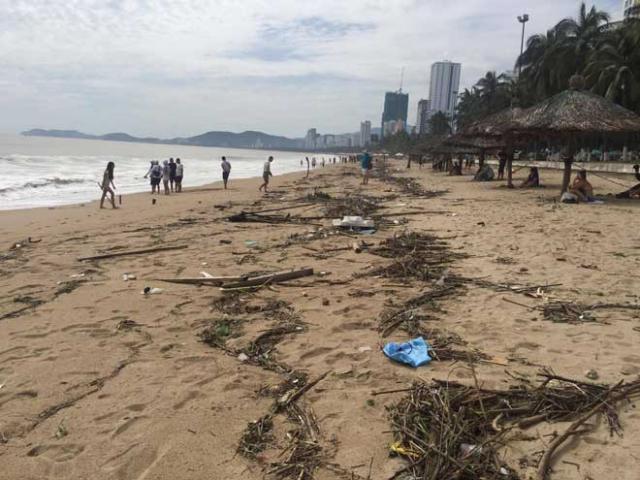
[0,177,90,195]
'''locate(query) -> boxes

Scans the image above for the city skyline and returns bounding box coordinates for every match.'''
[0,0,622,138]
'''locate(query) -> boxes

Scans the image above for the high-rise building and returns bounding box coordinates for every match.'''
[360,121,371,147]
[381,91,409,138]
[305,129,317,150]
[427,61,461,126]
[416,99,431,135]
[624,0,640,17]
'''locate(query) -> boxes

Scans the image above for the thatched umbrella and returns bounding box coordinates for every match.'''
[445,135,506,171]
[460,107,523,187]
[510,75,640,193]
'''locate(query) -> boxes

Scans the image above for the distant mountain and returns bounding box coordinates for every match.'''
[22,128,305,151]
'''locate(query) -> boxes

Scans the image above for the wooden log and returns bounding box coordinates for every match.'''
[158,275,245,286]
[78,245,188,261]
[221,267,314,289]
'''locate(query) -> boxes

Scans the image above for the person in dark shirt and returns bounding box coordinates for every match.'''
[169,158,177,192]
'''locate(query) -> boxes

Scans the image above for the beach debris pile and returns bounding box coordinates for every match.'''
[542,301,640,324]
[387,371,640,480]
[368,231,464,282]
[376,162,447,198]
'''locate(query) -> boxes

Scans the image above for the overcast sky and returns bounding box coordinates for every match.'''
[0,0,621,138]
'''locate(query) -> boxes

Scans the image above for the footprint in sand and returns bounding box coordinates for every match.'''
[26,444,85,462]
[300,347,333,360]
[111,416,151,438]
[513,341,540,351]
[172,390,204,410]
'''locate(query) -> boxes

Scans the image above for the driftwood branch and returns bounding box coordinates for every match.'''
[78,245,188,261]
[221,267,314,289]
[537,381,640,480]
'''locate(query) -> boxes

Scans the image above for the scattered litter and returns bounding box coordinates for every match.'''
[0,383,5,391]
[245,240,258,248]
[586,369,599,380]
[122,273,136,281]
[70,273,86,278]
[238,353,249,362]
[142,287,163,295]
[358,346,372,353]
[332,215,375,230]
[55,421,68,439]
[460,443,483,458]
[383,337,432,368]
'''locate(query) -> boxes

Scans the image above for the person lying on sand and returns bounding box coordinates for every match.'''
[520,167,540,188]
[569,169,595,202]
[615,165,640,199]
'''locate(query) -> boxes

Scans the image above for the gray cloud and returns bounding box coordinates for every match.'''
[0,0,623,137]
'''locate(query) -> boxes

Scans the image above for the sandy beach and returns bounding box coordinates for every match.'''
[1,162,640,480]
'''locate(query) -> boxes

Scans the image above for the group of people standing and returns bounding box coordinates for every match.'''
[144,158,184,195]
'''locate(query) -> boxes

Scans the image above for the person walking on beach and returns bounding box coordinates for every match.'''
[221,156,231,189]
[162,160,171,195]
[259,156,274,193]
[311,157,316,169]
[175,159,183,192]
[305,157,310,178]
[100,161,117,209]
[145,160,162,194]
[169,158,177,192]
[360,150,372,185]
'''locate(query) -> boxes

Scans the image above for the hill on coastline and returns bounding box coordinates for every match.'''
[22,128,305,151]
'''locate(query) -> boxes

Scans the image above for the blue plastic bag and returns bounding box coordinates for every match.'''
[383,337,432,368]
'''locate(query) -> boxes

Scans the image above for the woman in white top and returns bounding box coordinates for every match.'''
[100,161,117,209]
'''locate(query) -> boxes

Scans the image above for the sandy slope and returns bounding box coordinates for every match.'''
[1,163,639,480]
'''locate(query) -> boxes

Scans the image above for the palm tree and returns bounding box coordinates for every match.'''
[517,2,610,99]
[517,27,568,99]
[428,112,452,136]
[556,2,610,73]
[586,19,640,111]
[476,71,511,110]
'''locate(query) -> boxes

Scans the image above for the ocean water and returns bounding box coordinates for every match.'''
[0,134,319,210]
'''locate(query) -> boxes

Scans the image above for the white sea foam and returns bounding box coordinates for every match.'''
[0,134,322,210]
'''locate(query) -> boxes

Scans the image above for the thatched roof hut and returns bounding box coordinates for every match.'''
[512,75,640,192]
[461,107,523,138]
[513,87,640,136]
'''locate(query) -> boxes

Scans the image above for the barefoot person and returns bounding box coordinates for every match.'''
[520,167,540,188]
[221,156,231,189]
[360,150,372,185]
[162,160,171,195]
[569,169,595,202]
[175,159,183,192]
[100,161,117,209]
[169,158,177,192]
[259,156,274,193]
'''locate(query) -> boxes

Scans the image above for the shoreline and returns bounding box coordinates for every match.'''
[2,164,640,480]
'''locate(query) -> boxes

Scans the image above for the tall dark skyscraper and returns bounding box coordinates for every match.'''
[381,91,409,137]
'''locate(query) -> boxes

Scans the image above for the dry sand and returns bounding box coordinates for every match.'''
[1,162,640,479]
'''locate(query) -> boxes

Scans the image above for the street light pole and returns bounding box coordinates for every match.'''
[517,14,529,77]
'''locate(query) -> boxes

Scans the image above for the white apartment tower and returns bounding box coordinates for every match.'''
[428,61,461,122]
[623,0,640,17]
[360,121,371,147]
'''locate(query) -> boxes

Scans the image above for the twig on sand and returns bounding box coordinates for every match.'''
[78,244,188,261]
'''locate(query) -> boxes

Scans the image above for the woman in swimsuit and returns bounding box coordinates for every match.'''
[100,161,117,209]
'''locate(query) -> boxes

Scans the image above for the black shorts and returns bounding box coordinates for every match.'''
[262,173,270,183]
[223,172,230,181]
[151,178,161,186]
[175,176,183,183]
[169,174,176,182]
